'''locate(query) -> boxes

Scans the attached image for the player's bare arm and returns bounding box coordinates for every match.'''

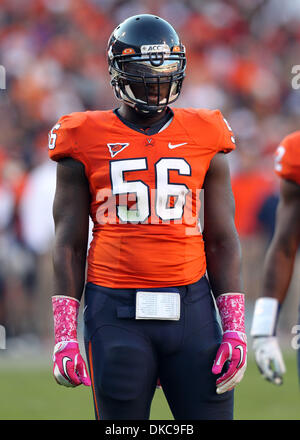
[203,152,246,394]
[251,178,300,385]
[203,152,243,296]
[51,157,91,388]
[52,157,90,302]
[261,178,300,304]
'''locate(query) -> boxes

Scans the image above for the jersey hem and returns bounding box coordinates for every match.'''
[86,268,207,290]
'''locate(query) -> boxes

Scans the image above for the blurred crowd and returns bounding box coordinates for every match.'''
[0,0,299,342]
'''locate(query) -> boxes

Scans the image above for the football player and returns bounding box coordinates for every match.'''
[49,14,247,420]
[251,131,300,385]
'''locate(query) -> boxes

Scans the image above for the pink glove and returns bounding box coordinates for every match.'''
[212,293,247,394]
[52,296,91,387]
[53,341,91,387]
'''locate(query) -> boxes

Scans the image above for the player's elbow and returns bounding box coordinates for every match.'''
[53,228,88,265]
[269,234,298,260]
[204,225,241,256]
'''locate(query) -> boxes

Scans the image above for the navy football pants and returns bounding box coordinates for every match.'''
[83,277,234,420]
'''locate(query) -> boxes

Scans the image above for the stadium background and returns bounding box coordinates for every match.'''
[0,0,299,419]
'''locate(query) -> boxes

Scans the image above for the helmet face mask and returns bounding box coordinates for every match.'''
[107,15,186,113]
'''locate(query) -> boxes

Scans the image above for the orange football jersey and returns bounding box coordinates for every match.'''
[275,131,300,186]
[48,108,235,288]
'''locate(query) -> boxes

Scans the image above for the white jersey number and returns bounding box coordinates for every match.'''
[274,145,286,172]
[48,123,61,150]
[110,158,191,223]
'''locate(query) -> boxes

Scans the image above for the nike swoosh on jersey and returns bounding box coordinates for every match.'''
[168,142,187,149]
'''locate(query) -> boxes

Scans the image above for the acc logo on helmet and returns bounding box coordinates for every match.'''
[141,44,170,54]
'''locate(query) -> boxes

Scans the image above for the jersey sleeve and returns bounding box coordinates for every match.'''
[216,111,236,154]
[48,115,73,162]
[48,113,86,162]
[274,131,300,185]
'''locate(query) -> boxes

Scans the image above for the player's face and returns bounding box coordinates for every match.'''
[129,81,171,106]
[123,58,182,109]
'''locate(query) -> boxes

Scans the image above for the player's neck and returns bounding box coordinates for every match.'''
[117,104,169,129]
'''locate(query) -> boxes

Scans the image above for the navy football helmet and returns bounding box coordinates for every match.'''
[107,14,186,113]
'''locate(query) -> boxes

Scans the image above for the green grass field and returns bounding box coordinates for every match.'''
[0,351,299,420]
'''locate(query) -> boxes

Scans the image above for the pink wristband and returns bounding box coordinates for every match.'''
[216,293,245,333]
[52,295,80,344]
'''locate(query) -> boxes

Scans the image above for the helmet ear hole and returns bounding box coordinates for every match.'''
[107,14,186,113]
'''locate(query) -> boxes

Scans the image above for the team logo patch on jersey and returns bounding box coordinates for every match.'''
[107,143,130,157]
[145,138,155,147]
